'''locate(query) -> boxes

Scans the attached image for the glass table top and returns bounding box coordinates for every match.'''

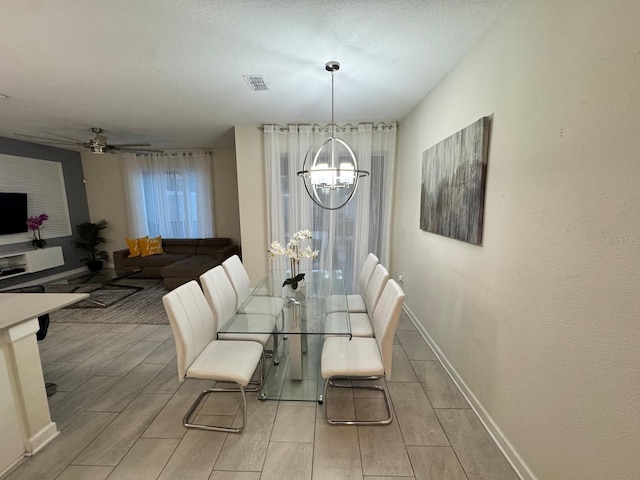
[218,269,351,402]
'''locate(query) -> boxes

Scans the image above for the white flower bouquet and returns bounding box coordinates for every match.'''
[268,229,319,290]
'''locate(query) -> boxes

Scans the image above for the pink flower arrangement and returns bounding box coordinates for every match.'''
[27,213,48,240]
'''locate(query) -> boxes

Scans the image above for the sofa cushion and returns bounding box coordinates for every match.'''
[162,239,199,255]
[195,238,232,255]
[125,236,147,257]
[121,253,190,269]
[140,236,165,256]
[160,255,222,278]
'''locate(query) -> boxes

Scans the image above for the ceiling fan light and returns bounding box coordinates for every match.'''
[90,144,107,154]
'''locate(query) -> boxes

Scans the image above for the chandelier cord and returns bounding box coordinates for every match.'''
[331,69,335,139]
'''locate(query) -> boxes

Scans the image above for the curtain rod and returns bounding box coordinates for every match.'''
[127,150,214,157]
[258,122,397,132]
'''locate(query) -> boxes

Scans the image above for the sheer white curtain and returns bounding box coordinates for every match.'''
[121,151,214,238]
[264,123,397,292]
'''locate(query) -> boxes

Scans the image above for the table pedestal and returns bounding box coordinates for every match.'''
[287,302,307,380]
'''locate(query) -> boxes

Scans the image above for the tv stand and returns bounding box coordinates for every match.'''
[0,247,64,280]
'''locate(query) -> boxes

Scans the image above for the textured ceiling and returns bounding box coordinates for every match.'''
[0,0,511,151]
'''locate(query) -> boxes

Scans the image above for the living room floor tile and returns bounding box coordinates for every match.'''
[4,313,523,480]
[388,382,449,446]
[105,438,179,480]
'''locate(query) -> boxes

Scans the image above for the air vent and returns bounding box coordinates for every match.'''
[243,75,269,91]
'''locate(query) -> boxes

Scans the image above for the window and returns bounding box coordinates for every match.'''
[265,123,396,292]
[141,170,200,237]
[277,152,386,289]
[121,152,214,238]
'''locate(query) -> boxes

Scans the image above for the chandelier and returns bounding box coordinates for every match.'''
[297,61,369,210]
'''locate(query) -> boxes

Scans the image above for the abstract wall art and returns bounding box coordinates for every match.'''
[420,116,490,245]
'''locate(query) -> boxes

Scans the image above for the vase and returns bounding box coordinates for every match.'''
[32,239,47,249]
[87,260,104,272]
[283,282,305,300]
[283,281,308,356]
[283,282,306,321]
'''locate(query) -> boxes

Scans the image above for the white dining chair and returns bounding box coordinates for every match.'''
[324,264,390,338]
[325,253,379,314]
[222,255,284,317]
[321,279,405,425]
[162,280,264,433]
[200,265,278,362]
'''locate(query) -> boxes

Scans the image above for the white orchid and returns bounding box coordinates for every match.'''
[267,241,287,257]
[301,246,320,259]
[268,229,319,289]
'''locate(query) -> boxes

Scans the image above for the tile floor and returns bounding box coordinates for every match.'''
[5,312,520,480]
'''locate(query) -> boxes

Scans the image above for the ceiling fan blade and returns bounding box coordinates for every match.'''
[109,143,153,148]
[17,128,162,154]
[14,133,84,145]
[114,146,164,153]
[49,133,89,143]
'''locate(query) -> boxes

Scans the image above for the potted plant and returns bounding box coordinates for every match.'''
[73,219,109,272]
[27,213,49,249]
[267,229,319,291]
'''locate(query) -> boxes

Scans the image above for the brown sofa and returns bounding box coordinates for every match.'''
[113,238,240,289]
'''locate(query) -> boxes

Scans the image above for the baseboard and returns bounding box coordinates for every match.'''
[0,454,26,479]
[25,421,59,455]
[402,304,537,480]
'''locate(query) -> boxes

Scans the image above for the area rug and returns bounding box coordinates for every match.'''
[45,282,143,309]
[48,279,169,325]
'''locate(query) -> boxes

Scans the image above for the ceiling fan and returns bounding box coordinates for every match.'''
[15,127,163,154]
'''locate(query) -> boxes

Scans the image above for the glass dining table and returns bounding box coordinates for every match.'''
[217,269,351,402]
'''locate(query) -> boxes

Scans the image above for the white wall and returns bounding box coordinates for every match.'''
[391,1,640,479]
[81,153,129,262]
[82,149,242,262]
[234,126,269,284]
[211,148,242,246]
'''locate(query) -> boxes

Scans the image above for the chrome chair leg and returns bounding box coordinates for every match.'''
[183,354,265,433]
[323,376,394,426]
[265,326,280,365]
[264,312,282,365]
[246,352,266,391]
[272,325,280,364]
[183,384,249,433]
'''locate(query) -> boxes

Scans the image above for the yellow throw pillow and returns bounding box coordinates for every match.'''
[140,235,164,257]
[125,236,147,258]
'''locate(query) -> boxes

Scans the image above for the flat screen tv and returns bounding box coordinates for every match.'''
[0,192,28,235]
